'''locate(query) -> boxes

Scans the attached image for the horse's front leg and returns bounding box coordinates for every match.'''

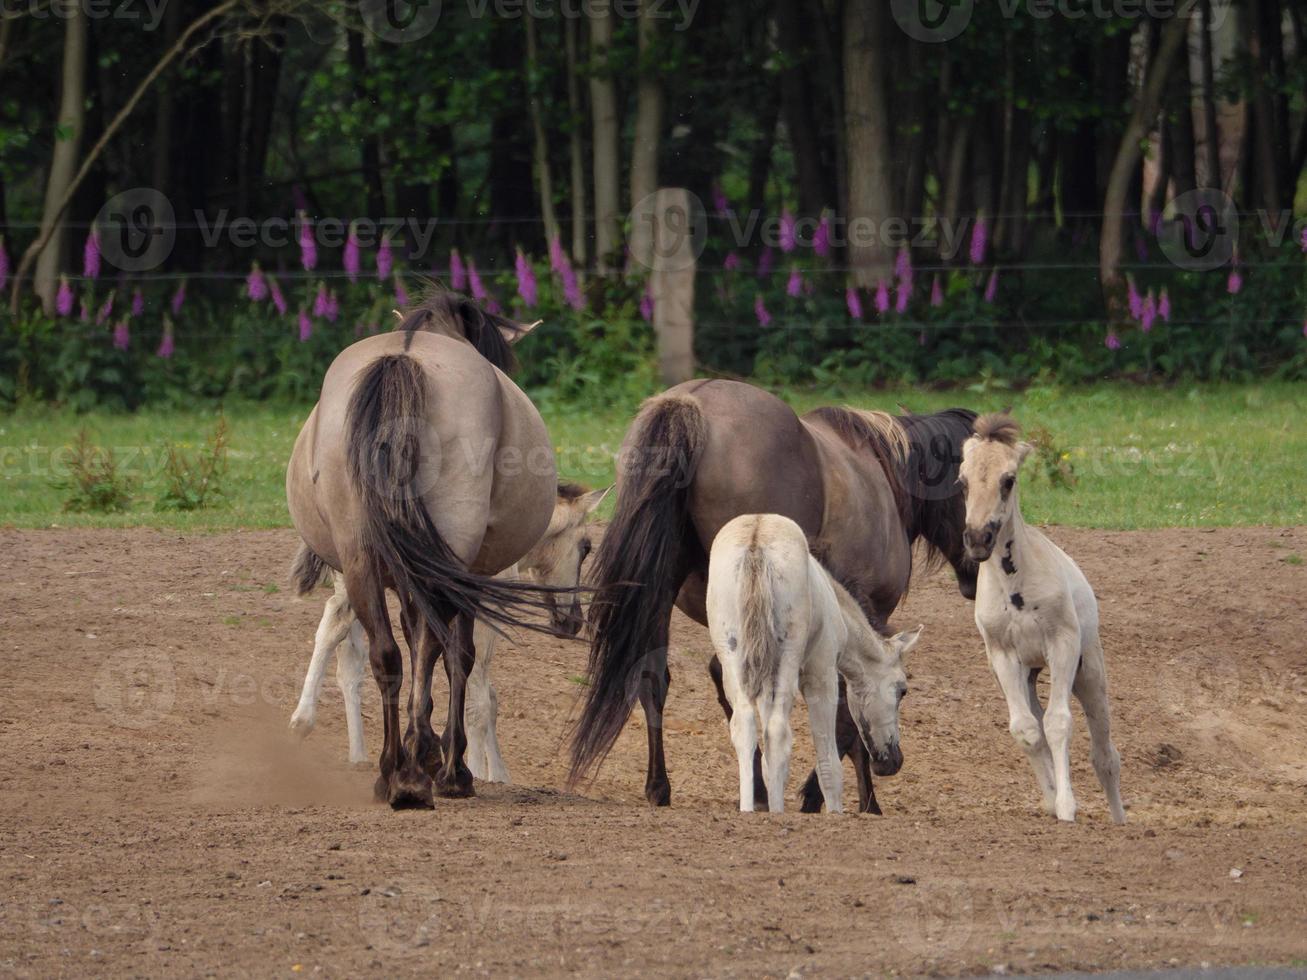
[437,613,476,798]
[709,655,769,810]
[802,676,844,813]
[1041,634,1081,823]
[990,646,1057,817]
[289,578,354,738]
[799,688,880,814]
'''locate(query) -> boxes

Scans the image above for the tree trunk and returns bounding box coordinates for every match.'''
[776,0,826,216]
[149,0,184,201]
[746,94,780,218]
[1248,0,1291,212]
[347,28,386,217]
[628,1,663,273]
[1198,0,1223,188]
[33,5,89,314]
[589,0,621,271]
[565,14,588,267]
[1165,47,1198,197]
[525,15,560,247]
[1100,13,1190,323]
[811,1,847,217]
[843,0,895,287]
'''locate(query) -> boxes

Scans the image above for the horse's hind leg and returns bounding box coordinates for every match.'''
[1041,636,1081,823]
[344,563,420,808]
[289,575,354,739]
[638,637,673,807]
[1024,668,1058,814]
[437,612,477,798]
[709,655,768,810]
[1074,637,1125,824]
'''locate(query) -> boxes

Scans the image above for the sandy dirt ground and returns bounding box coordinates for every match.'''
[2,525,1306,978]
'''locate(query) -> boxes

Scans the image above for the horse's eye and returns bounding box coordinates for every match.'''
[1000,475,1015,495]
[897,686,908,703]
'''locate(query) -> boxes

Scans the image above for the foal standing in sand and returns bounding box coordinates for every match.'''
[708,514,921,812]
[959,415,1125,823]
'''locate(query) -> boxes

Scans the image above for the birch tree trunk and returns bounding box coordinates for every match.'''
[842,0,894,288]
[565,15,588,267]
[589,0,621,271]
[34,5,89,313]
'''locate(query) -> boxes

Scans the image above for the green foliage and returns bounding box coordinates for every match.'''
[53,429,136,513]
[1023,423,1077,490]
[156,417,230,512]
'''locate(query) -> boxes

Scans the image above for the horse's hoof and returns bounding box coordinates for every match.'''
[859,798,884,816]
[435,765,475,798]
[645,783,671,807]
[288,713,314,739]
[389,772,435,810]
[798,793,823,814]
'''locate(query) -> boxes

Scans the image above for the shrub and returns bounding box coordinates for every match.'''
[156,417,230,511]
[53,429,135,513]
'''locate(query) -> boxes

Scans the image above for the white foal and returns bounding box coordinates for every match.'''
[959,415,1125,824]
[707,514,922,813]
[289,483,607,779]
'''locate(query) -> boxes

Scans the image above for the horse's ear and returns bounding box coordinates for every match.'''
[889,624,924,659]
[1016,441,1034,465]
[1000,404,1013,416]
[581,485,613,515]
[504,318,542,345]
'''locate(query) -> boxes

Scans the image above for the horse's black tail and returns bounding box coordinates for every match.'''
[569,395,706,784]
[345,353,564,642]
[290,543,330,596]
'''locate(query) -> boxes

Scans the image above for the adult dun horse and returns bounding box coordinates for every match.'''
[569,379,976,812]
[287,291,558,809]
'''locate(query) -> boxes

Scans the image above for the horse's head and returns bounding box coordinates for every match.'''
[394,289,542,373]
[845,624,921,776]
[521,483,610,635]
[959,414,1032,563]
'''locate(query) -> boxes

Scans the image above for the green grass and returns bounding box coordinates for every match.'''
[2,381,1304,531]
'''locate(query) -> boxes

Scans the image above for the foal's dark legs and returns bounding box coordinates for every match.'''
[708,655,770,809]
[638,644,672,807]
[436,612,476,798]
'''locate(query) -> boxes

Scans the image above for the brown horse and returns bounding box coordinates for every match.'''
[569,379,976,812]
[287,291,561,809]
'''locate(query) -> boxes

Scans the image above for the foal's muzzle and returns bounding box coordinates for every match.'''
[962,523,998,563]
[871,741,903,777]
[549,597,584,637]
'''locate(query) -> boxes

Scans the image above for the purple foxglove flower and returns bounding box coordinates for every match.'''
[895,279,911,314]
[1105,331,1122,351]
[450,249,468,291]
[1301,226,1307,253]
[894,246,912,284]
[157,322,174,359]
[170,282,186,315]
[1158,288,1171,322]
[874,279,890,314]
[640,285,654,323]
[969,216,987,265]
[468,260,487,301]
[269,279,287,316]
[130,288,144,318]
[79,301,90,323]
[1140,291,1157,333]
[757,248,774,278]
[515,249,538,308]
[983,269,998,304]
[83,227,101,280]
[344,225,361,283]
[930,275,944,308]
[1227,268,1242,294]
[549,236,567,276]
[813,215,831,258]
[97,293,115,326]
[313,282,330,318]
[0,236,8,292]
[377,236,393,281]
[786,266,802,298]
[846,286,863,319]
[56,277,74,317]
[298,212,317,272]
[562,263,584,311]
[723,251,741,272]
[326,291,340,322]
[711,182,729,215]
[395,278,409,308]
[1127,277,1143,320]
[779,210,797,253]
[298,309,312,342]
[754,294,771,327]
[246,264,268,302]
[112,318,130,351]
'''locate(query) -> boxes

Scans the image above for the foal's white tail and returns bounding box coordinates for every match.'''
[738,546,780,702]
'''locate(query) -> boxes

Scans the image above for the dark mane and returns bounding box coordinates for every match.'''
[896,408,977,574]
[393,286,521,374]
[806,406,910,527]
[557,481,588,501]
[972,413,1021,445]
